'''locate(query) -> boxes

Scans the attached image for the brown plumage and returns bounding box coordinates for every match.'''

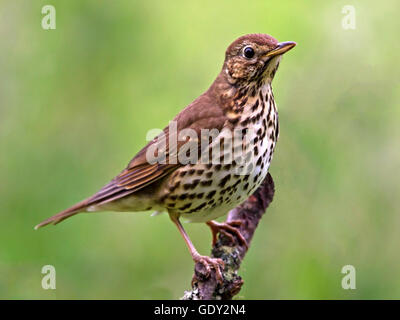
[35,34,296,282]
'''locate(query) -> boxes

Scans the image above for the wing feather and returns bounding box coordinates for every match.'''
[86,93,228,208]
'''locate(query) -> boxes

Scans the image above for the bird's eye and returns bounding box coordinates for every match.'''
[243,46,255,59]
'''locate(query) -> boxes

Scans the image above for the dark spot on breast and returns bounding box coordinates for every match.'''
[179,194,188,200]
[179,203,192,211]
[218,174,231,188]
[251,99,259,112]
[191,179,200,188]
[259,90,264,102]
[261,130,266,140]
[196,192,204,199]
[201,180,213,187]
[229,117,240,125]
[206,190,216,199]
[223,163,232,170]
[233,179,241,187]
[169,181,180,192]
[179,171,187,177]
[239,96,248,107]
[260,99,265,112]
[183,179,200,190]
[194,202,207,211]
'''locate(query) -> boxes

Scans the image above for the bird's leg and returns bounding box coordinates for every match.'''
[169,214,225,283]
[206,220,248,249]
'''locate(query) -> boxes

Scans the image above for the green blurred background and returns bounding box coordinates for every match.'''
[1,0,399,299]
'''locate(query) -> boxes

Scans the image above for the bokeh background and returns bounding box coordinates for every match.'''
[1,0,399,299]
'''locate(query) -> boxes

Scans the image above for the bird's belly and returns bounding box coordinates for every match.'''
[179,158,271,222]
[160,141,273,223]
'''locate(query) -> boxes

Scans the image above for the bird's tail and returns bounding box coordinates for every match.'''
[34,199,90,230]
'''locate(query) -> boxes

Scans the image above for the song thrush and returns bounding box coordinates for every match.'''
[36,34,296,281]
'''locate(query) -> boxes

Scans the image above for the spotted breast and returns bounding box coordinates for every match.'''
[158,82,278,222]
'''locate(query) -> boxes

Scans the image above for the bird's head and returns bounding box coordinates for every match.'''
[223,34,296,86]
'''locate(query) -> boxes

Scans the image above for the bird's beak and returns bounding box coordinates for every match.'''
[265,41,296,58]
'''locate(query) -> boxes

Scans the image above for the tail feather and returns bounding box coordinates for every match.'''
[34,199,89,230]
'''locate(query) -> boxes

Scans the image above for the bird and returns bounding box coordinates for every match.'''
[35,34,296,282]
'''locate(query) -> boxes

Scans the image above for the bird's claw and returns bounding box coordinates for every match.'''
[193,254,225,284]
[207,220,248,249]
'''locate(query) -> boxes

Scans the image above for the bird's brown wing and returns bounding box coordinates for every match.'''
[86,93,229,207]
[34,93,229,229]
[87,126,176,206]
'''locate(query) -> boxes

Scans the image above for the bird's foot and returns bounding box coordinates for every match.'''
[192,253,225,284]
[206,220,248,249]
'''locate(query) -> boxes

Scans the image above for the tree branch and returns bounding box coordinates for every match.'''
[182,173,275,300]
